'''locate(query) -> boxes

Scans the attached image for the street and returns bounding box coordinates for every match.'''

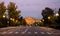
[0,26,60,36]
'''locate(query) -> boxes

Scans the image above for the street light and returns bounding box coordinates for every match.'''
[39,20,42,23]
[16,20,18,22]
[10,18,15,21]
[10,18,13,20]
[3,15,6,18]
[55,13,59,16]
[42,19,44,21]
[48,16,51,20]
[12,18,14,21]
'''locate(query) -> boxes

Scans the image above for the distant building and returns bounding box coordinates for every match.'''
[24,17,35,25]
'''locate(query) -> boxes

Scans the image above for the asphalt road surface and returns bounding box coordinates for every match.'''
[0,26,60,36]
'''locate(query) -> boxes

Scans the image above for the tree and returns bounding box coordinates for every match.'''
[41,7,54,26]
[58,8,60,15]
[18,16,27,26]
[7,2,21,19]
[7,2,21,26]
[42,7,54,19]
[0,2,6,18]
[0,2,7,27]
[56,8,60,25]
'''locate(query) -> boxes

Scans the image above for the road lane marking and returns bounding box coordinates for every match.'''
[24,28,28,33]
[40,32,45,34]
[28,32,31,34]
[21,28,28,34]
[15,32,19,34]
[21,32,25,34]
[30,26,32,27]
[7,30,10,31]
[47,32,52,34]
[8,31,13,34]
[34,32,38,34]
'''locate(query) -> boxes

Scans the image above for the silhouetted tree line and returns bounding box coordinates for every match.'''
[0,2,60,28]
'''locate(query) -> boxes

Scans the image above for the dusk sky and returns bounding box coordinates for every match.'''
[0,0,60,19]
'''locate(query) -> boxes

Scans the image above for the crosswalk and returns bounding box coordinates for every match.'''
[0,31,53,35]
[27,32,31,34]
[34,32,38,34]
[0,28,58,35]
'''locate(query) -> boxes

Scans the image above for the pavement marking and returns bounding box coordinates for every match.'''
[34,32,38,34]
[25,29,28,31]
[30,26,32,27]
[21,32,25,34]
[24,28,28,32]
[15,32,19,34]
[21,28,28,34]
[7,30,10,31]
[47,32,52,34]
[40,32,45,34]
[8,31,13,34]
[28,32,31,34]
[2,32,7,34]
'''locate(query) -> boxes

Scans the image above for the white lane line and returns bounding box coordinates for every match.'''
[40,32,45,34]
[30,26,32,27]
[47,32,52,34]
[24,28,28,33]
[2,32,7,34]
[21,28,28,34]
[25,29,28,31]
[7,30,10,31]
[15,32,19,34]
[8,31,13,34]
[21,32,25,34]
[34,32,38,34]
[28,32,31,34]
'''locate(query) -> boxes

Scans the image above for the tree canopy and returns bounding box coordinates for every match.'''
[0,2,6,18]
[42,7,54,19]
[7,2,21,19]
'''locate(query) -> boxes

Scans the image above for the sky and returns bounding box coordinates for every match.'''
[0,0,60,19]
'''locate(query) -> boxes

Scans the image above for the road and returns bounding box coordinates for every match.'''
[0,26,60,36]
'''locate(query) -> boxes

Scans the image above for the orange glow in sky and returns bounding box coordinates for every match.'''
[25,17,35,25]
